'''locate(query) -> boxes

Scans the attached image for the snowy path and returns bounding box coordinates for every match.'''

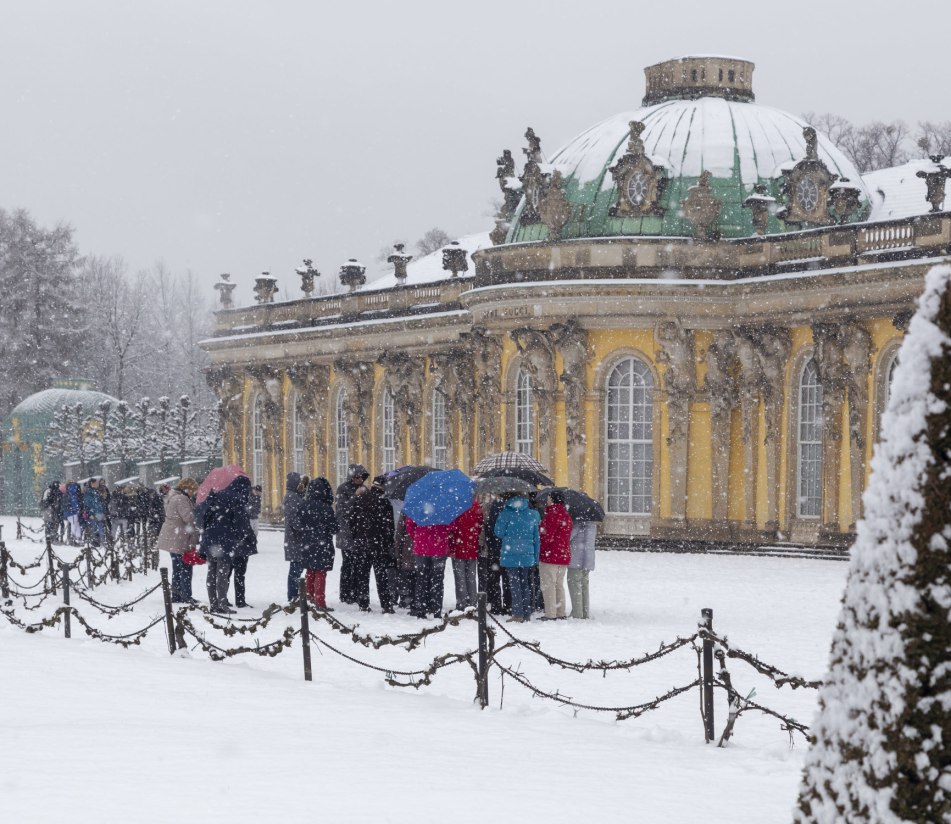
[1,516,847,823]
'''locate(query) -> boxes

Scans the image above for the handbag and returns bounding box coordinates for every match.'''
[182,549,206,566]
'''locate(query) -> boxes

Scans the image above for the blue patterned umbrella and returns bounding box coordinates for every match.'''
[402,469,475,526]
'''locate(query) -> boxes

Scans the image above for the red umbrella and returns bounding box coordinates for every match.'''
[197,464,249,504]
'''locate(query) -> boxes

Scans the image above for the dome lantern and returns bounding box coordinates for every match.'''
[643,55,755,105]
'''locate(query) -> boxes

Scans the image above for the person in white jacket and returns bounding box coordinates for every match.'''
[567,521,597,619]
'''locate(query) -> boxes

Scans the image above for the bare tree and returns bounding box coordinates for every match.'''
[415,227,451,257]
[916,121,951,157]
[803,113,913,172]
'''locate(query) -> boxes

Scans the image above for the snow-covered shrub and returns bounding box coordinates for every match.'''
[794,264,951,823]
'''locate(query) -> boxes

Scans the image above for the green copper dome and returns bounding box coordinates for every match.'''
[507,58,870,244]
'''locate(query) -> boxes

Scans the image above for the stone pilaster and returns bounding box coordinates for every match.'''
[656,321,696,526]
[813,324,850,535]
[704,331,736,526]
[754,327,790,535]
[468,327,503,458]
[551,320,589,490]
[247,364,286,516]
[287,363,331,478]
[379,352,425,466]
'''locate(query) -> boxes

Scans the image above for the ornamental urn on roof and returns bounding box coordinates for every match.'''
[387,243,413,283]
[296,259,320,298]
[339,258,366,292]
[253,272,278,304]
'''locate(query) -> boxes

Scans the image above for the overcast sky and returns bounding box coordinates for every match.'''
[1,0,948,304]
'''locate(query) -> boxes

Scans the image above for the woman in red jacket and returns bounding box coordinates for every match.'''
[405,518,451,618]
[448,500,483,611]
[538,491,573,619]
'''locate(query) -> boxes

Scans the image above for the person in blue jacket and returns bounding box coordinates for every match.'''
[83,479,107,546]
[493,496,541,623]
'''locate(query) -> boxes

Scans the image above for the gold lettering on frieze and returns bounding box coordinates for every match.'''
[479,306,531,321]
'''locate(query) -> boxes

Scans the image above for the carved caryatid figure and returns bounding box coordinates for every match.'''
[656,321,696,445]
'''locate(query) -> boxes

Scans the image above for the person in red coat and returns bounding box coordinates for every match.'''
[448,500,483,611]
[405,518,451,618]
[538,491,573,619]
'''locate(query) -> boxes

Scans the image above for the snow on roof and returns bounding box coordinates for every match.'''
[864,160,939,222]
[363,231,493,291]
[549,99,869,197]
[10,387,119,420]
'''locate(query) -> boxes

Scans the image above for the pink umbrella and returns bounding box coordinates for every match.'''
[196,464,249,505]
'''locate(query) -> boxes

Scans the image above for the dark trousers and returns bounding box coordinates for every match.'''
[352,553,393,611]
[391,566,416,609]
[339,546,356,603]
[412,556,447,617]
[506,567,534,619]
[231,555,249,606]
[206,556,233,610]
[170,554,193,601]
[287,560,304,601]
[478,553,511,614]
[531,565,545,612]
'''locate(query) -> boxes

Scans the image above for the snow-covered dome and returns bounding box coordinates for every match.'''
[508,56,870,243]
[10,385,118,425]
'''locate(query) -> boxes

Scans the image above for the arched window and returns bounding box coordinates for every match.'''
[291,392,306,474]
[515,369,534,456]
[381,389,397,472]
[796,359,823,519]
[251,394,265,486]
[886,352,899,406]
[335,390,349,487]
[431,389,448,469]
[605,357,654,514]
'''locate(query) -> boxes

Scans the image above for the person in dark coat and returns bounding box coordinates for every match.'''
[335,464,368,604]
[283,472,304,601]
[196,474,257,614]
[247,485,262,534]
[298,477,337,609]
[479,495,512,614]
[40,482,63,542]
[348,477,395,613]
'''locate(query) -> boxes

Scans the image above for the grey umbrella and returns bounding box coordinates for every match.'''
[474,476,535,497]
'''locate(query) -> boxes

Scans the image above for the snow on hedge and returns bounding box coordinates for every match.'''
[794,264,951,823]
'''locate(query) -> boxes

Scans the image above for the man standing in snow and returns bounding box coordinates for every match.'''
[335,464,368,605]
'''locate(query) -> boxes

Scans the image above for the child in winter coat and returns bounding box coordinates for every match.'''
[493,496,540,622]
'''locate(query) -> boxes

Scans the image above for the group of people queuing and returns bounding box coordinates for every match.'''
[155,469,263,613]
[285,464,597,623]
[39,478,165,547]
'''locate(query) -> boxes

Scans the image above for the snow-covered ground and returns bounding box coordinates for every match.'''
[1,516,847,823]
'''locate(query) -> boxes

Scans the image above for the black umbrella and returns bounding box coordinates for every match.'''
[383,465,435,500]
[479,465,554,487]
[537,487,605,522]
[474,476,535,497]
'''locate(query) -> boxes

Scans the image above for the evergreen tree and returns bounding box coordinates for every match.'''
[0,209,84,415]
[795,264,951,823]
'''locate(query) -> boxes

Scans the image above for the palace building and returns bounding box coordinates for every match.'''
[202,55,951,547]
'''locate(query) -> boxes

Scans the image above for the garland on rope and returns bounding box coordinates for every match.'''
[310,604,477,651]
[487,613,699,674]
[309,631,479,690]
[700,628,823,690]
[179,613,297,661]
[69,582,163,616]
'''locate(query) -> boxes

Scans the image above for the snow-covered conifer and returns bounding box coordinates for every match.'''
[795,264,951,823]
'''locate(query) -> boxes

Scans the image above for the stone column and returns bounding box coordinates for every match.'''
[813,324,849,536]
[733,332,761,530]
[704,331,736,527]
[551,320,589,490]
[656,321,696,527]
[842,325,872,529]
[754,328,790,536]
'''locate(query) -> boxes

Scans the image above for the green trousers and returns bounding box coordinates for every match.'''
[567,568,590,619]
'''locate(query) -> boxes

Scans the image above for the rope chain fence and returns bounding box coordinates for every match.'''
[1,529,822,745]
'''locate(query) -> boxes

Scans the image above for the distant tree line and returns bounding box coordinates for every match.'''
[803,113,951,173]
[45,395,220,477]
[0,208,214,418]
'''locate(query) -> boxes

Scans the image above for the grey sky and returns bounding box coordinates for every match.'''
[1,0,947,304]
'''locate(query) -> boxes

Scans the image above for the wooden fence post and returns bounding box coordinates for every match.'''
[46,540,57,596]
[299,576,312,682]
[61,562,71,639]
[16,517,22,540]
[701,607,715,743]
[0,543,9,599]
[477,591,489,709]
[160,568,178,655]
[85,548,94,589]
